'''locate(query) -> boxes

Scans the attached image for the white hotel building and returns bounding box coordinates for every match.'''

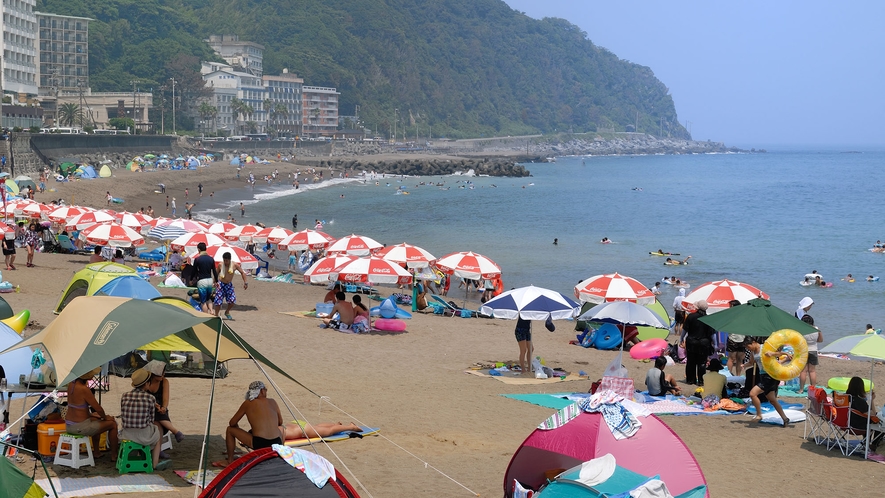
[1,0,38,98]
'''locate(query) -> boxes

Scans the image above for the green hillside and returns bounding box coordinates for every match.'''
[37,0,688,139]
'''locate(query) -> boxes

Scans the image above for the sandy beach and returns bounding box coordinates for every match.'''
[4,160,883,497]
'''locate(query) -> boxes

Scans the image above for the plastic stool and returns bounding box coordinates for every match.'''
[116,440,153,474]
[160,431,173,451]
[54,433,95,469]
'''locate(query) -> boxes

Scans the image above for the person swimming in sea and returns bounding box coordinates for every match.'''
[665,256,692,266]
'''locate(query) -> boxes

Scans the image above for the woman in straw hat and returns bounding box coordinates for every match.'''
[65,367,119,459]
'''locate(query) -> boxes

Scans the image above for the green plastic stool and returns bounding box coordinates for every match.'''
[116,440,153,474]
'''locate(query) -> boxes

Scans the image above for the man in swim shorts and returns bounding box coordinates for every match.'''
[193,243,218,313]
[515,317,533,375]
[212,381,283,468]
[214,251,248,320]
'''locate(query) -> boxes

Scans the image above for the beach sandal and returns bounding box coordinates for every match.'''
[225,314,233,320]
[211,460,229,468]
[175,431,185,443]
[155,459,173,471]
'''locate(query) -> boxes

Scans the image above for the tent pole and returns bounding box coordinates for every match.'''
[196,319,224,495]
[866,359,874,460]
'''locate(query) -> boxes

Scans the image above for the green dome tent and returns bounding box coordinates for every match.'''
[55,262,139,313]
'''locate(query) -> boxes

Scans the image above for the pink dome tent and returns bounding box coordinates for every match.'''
[504,411,707,497]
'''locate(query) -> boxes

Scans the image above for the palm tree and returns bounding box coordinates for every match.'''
[58,103,82,127]
[231,98,253,135]
[197,102,218,135]
[262,98,272,131]
[271,103,289,137]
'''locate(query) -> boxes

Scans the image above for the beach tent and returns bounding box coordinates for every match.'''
[3,180,19,196]
[0,455,46,498]
[504,411,707,497]
[229,157,241,166]
[93,275,161,300]
[0,321,35,387]
[201,447,360,498]
[58,162,77,175]
[55,262,139,313]
[0,295,13,319]
[186,156,200,169]
[79,165,97,179]
[99,164,112,177]
[13,175,36,192]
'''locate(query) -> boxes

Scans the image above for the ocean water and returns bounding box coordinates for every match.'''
[198,148,885,343]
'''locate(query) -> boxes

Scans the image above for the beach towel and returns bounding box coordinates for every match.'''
[579,391,642,440]
[463,369,583,385]
[35,475,174,498]
[538,402,582,430]
[174,470,219,487]
[272,445,335,488]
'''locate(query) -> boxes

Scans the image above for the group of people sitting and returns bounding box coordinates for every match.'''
[65,360,184,470]
[320,283,371,332]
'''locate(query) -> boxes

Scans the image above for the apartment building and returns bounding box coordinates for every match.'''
[262,69,302,136]
[206,34,264,77]
[36,11,90,92]
[1,0,38,98]
[302,86,339,138]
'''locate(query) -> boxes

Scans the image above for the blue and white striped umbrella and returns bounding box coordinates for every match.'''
[480,285,580,321]
[147,224,188,241]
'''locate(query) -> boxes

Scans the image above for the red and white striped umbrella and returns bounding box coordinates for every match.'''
[115,211,154,231]
[376,242,436,269]
[207,222,237,236]
[435,251,501,280]
[169,232,227,254]
[65,210,115,231]
[325,233,383,256]
[252,225,294,244]
[147,217,173,229]
[2,200,33,218]
[276,229,335,251]
[19,202,52,219]
[684,279,769,313]
[80,222,145,248]
[225,224,262,242]
[188,244,259,270]
[159,218,208,233]
[47,205,87,223]
[331,256,413,285]
[302,255,357,283]
[574,272,655,305]
[0,221,15,236]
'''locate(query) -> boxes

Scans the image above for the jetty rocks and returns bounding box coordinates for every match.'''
[307,157,530,177]
[528,136,747,156]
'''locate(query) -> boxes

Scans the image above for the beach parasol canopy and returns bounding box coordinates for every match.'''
[189,244,260,270]
[434,251,501,280]
[326,233,383,256]
[684,280,769,313]
[65,210,115,231]
[819,334,885,459]
[79,222,145,248]
[376,242,436,268]
[698,298,818,337]
[47,205,86,223]
[574,273,655,305]
[480,285,579,321]
[19,202,51,219]
[302,255,357,283]
[170,232,227,254]
[330,256,412,285]
[114,211,154,231]
[225,223,262,242]
[276,229,335,251]
[251,225,294,245]
[148,218,205,240]
[207,221,237,236]
[578,300,670,329]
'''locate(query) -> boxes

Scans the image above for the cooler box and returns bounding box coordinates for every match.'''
[37,420,66,456]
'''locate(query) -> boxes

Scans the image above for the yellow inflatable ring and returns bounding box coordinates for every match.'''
[0,309,29,334]
[762,329,808,381]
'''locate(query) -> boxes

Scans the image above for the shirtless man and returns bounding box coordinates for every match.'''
[323,291,355,329]
[664,255,692,266]
[212,381,282,468]
[214,251,248,320]
[282,421,362,441]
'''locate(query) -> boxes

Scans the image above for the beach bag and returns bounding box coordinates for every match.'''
[545,315,555,332]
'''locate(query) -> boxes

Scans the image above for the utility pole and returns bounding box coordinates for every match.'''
[169,77,177,135]
[130,80,138,130]
[393,108,398,144]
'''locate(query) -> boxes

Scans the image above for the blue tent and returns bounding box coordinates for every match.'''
[80,165,97,179]
[230,157,241,166]
[93,275,162,300]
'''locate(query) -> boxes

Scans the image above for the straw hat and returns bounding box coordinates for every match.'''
[131,368,152,388]
[79,367,101,380]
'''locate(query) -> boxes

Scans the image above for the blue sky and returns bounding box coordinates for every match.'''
[503,1,884,148]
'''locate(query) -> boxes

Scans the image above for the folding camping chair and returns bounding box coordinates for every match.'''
[829,392,868,456]
[804,386,831,445]
[428,294,478,318]
[253,255,270,277]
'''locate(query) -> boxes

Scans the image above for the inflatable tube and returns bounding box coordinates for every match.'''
[112,197,124,204]
[297,252,314,272]
[629,338,669,360]
[395,308,412,319]
[828,377,873,392]
[761,329,808,381]
[378,298,398,319]
[868,277,880,282]
[0,309,29,333]
[374,318,406,332]
[799,281,815,287]
[593,323,622,350]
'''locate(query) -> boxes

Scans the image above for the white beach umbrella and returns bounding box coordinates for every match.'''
[225,224,262,242]
[252,225,294,245]
[376,242,436,269]
[434,251,501,280]
[47,205,87,223]
[302,255,358,283]
[79,222,145,248]
[574,273,655,305]
[65,210,115,231]
[169,232,227,255]
[188,244,259,271]
[330,256,413,285]
[480,285,580,321]
[325,233,383,256]
[276,229,335,251]
[683,279,769,313]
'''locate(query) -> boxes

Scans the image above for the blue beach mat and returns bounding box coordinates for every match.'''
[501,393,576,410]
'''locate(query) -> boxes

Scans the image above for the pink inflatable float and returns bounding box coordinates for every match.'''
[629,338,669,360]
[374,318,407,332]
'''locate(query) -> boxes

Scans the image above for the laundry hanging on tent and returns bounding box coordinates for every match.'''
[579,391,642,440]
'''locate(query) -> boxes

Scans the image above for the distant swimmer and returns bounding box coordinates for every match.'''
[600,237,611,244]
[842,274,855,282]
[650,249,680,256]
[553,238,558,245]
[664,256,692,266]
[868,275,879,282]
[632,187,643,191]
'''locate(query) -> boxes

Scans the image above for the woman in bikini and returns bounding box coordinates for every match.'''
[65,368,119,458]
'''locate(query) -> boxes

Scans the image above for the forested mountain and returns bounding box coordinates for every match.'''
[37,0,688,139]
